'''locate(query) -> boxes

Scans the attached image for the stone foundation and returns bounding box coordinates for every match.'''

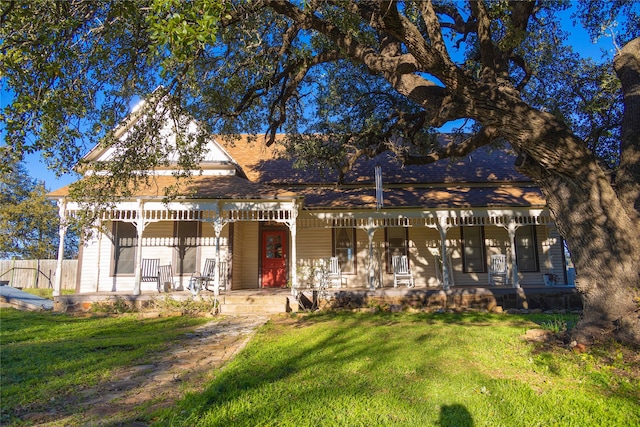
[55,286,582,315]
[319,287,582,313]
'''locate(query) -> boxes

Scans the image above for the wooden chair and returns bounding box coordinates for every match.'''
[158,264,174,292]
[141,258,160,292]
[190,258,216,292]
[488,254,508,285]
[392,255,414,288]
[327,256,343,288]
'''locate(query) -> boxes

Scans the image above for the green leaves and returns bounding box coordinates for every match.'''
[0,0,633,204]
[1,0,159,173]
[0,162,78,259]
[147,0,228,72]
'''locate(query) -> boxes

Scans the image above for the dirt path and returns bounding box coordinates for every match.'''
[30,315,270,427]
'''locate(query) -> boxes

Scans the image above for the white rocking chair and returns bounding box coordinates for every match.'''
[190,258,216,293]
[392,255,414,288]
[141,258,161,292]
[488,254,508,285]
[327,256,343,288]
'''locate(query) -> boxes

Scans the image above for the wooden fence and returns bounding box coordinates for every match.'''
[0,260,78,290]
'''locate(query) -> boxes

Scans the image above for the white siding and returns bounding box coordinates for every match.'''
[233,222,259,289]
[483,226,508,286]
[350,228,385,288]
[296,227,332,287]
[409,227,442,288]
[78,219,235,293]
[78,232,101,293]
[77,216,567,293]
[90,221,137,293]
[182,222,231,289]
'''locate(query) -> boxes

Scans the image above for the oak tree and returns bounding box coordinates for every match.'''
[0,162,78,259]
[1,1,638,344]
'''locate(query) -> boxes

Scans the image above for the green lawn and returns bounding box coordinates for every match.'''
[0,308,209,425]
[1,309,638,427]
[16,287,75,298]
[158,312,639,427]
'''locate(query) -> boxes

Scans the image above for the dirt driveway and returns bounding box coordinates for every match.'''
[28,315,269,427]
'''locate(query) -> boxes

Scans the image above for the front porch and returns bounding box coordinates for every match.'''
[54,284,581,315]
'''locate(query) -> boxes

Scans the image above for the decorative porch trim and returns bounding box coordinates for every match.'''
[298,209,551,229]
[57,198,554,295]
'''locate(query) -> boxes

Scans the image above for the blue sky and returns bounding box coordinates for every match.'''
[5,9,619,192]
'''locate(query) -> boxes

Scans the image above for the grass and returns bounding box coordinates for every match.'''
[15,287,75,298]
[1,309,638,427]
[157,312,639,427]
[0,308,210,425]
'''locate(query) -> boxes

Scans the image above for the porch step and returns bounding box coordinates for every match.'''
[218,293,295,315]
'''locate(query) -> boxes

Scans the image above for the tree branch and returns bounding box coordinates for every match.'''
[265,0,451,125]
[469,0,499,82]
[1,0,15,25]
[418,0,452,63]
[401,126,499,165]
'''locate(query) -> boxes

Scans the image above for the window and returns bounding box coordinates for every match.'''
[461,226,485,273]
[333,228,355,274]
[386,227,408,273]
[515,226,538,272]
[113,221,137,275]
[174,221,199,276]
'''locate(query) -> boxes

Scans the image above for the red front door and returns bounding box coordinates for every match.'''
[261,230,288,288]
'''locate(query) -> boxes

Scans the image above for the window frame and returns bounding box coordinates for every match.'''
[385,227,409,274]
[515,225,539,272]
[332,227,356,274]
[461,226,486,273]
[112,221,137,276]
[173,221,200,276]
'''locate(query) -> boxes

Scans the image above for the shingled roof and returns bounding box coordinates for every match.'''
[50,134,545,209]
[219,136,545,209]
[48,175,296,200]
[220,135,531,186]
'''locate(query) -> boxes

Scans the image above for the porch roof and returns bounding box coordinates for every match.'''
[295,185,546,209]
[48,174,297,201]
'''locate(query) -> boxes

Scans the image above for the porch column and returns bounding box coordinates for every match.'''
[133,200,145,296]
[507,220,520,288]
[287,204,299,295]
[53,200,67,297]
[94,219,103,292]
[213,217,224,296]
[437,216,451,290]
[365,220,378,290]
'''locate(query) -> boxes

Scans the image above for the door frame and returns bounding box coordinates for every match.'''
[259,223,289,288]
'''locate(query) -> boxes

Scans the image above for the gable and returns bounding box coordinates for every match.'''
[81,96,238,174]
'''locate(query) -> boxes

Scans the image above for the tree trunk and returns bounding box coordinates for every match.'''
[614,38,640,225]
[465,80,640,346]
[518,153,640,346]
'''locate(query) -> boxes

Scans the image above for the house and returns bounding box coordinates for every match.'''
[48,98,570,302]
